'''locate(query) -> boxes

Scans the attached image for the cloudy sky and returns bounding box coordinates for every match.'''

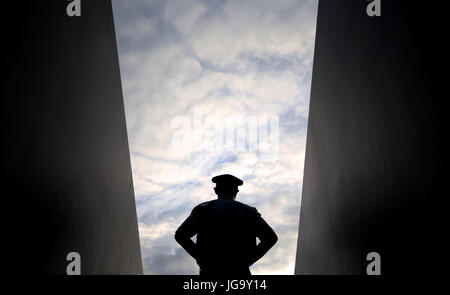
[111,0,318,275]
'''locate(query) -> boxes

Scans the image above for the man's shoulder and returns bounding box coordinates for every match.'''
[233,200,254,208]
[193,199,258,214]
[192,200,214,211]
[233,200,258,214]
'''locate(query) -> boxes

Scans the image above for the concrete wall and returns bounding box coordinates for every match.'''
[3,1,142,274]
[295,0,436,274]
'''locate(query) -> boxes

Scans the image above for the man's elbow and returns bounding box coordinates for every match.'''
[268,233,278,247]
[271,233,278,246]
[174,230,184,244]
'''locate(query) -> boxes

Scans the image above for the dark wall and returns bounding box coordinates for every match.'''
[3,1,142,274]
[295,0,437,274]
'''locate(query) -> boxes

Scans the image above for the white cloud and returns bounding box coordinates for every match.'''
[164,0,207,36]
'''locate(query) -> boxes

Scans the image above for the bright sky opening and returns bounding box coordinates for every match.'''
[112,0,318,275]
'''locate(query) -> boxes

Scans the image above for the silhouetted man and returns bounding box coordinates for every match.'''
[175,174,278,276]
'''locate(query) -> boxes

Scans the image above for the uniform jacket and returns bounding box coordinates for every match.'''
[175,198,278,276]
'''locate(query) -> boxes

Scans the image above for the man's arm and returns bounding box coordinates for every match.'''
[174,206,202,261]
[248,209,278,266]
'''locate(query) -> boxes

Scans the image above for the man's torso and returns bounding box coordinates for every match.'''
[194,199,258,274]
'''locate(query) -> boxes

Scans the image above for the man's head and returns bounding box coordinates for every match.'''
[212,174,243,200]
